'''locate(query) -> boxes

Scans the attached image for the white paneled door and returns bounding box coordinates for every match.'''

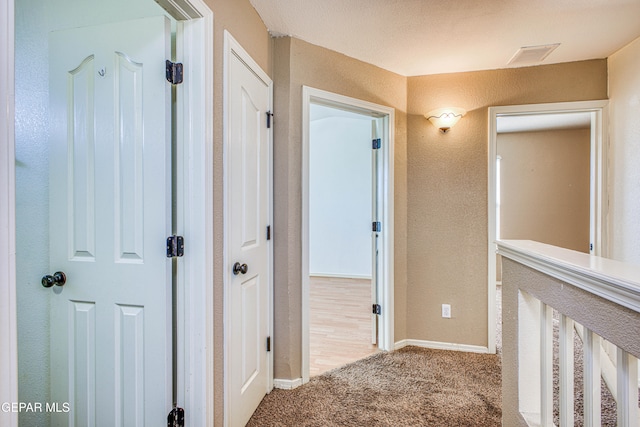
[227,41,272,427]
[48,17,172,426]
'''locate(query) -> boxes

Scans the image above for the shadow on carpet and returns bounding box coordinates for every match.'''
[248,346,501,426]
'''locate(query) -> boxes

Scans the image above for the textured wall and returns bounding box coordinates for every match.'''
[272,37,408,380]
[608,36,640,265]
[406,61,607,348]
[498,129,591,253]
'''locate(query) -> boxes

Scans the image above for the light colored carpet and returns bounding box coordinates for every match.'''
[248,346,502,426]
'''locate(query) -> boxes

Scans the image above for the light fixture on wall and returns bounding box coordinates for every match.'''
[425,107,466,133]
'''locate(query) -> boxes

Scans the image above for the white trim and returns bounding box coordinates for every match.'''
[488,100,609,355]
[394,339,491,354]
[273,378,303,390]
[302,86,395,385]
[171,2,214,425]
[309,273,373,280]
[0,0,17,425]
[223,30,274,427]
[497,240,640,314]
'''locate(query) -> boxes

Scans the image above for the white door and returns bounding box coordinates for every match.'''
[48,17,172,426]
[227,44,271,427]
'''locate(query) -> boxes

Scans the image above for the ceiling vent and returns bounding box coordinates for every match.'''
[507,44,560,66]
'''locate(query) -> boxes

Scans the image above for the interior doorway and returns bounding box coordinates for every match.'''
[487,100,609,354]
[301,87,395,384]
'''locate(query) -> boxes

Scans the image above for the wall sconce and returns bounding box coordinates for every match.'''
[425,107,466,133]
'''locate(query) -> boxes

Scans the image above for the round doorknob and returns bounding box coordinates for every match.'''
[42,271,66,288]
[232,262,248,275]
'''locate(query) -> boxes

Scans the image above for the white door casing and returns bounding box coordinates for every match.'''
[48,17,171,425]
[487,100,609,354]
[223,31,273,427]
[301,86,395,384]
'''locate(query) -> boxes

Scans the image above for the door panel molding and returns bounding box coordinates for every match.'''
[301,86,395,384]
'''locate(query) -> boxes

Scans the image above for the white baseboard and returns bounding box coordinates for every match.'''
[394,339,490,354]
[273,378,303,390]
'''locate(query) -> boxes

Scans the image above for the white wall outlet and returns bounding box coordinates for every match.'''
[442,304,451,318]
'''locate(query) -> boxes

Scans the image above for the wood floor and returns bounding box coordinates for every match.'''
[309,276,379,377]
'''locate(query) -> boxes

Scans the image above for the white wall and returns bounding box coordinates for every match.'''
[309,110,373,278]
[15,0,165,424]
[608,36,640,264]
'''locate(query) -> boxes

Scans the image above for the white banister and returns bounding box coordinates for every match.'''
[540,303,553,426]
[617,349,639,427]
[584,328,602,427]
[498,240,640,427]
[559,314,575,426]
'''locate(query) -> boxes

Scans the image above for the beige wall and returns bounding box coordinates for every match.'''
[204,0,272,423]
[272,37,408,379]
[609,36,640,265]
[406,61,607,347]
[498,128,591,253]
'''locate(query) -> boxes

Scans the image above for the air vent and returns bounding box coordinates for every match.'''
[507,44,560,66]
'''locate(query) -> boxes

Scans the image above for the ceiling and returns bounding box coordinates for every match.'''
[497,112,592,133]
[250,0,640,77]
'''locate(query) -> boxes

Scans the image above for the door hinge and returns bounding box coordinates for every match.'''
[590,243,593,251]
[372,138,381,149]
[266,111,273,128]
[166,60,184,85]
[266,336,271,352]
[372,304,381,315]
[166,235,185,258]
[266,225,271,241]
[372,221,382,232]
[167,407,184,427]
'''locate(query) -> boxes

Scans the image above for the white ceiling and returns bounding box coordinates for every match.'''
[250,0,640,77]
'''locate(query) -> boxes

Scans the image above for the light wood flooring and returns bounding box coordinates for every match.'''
[309,276,379,377]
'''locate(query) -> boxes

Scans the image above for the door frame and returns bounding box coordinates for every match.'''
[222,30,274,426]
[487,99,609,354]
[0,0,215,424]
[0,0,17,425]
[301,86,395,384]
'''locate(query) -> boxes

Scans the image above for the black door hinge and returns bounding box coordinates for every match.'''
[372,138,381,149]
[266,225,271,241]
[167,407,184,427]
[266,336,271,352]
[166,235,184,258]
[372,304,381,315]
[166,60,184,85]
[372,221,382,232]
[266,111,274,128]
[590,243,593,251]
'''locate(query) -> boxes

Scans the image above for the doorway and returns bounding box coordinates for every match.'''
[301,87,395,384]
[487,100,609,354]
[8,0,213,425]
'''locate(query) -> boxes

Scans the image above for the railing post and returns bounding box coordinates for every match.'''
[559,314,575,426]
[541,303,553,426]
[584,328,602,427]
[616,348,639,427]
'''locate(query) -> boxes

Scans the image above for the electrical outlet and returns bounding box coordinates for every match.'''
[442,304,451,318]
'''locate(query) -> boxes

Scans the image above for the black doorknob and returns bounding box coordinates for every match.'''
[232,262,248,275]
[42,271,66,288]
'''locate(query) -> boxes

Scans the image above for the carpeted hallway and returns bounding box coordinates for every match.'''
[247,346,502,426]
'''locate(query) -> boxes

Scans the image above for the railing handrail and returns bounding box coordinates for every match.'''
[497,239,640,314]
